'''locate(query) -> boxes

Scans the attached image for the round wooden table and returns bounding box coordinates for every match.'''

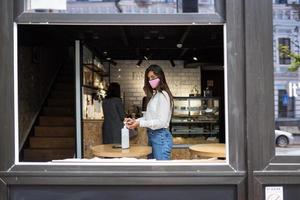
[189,143,226,159]
[91,144,152,158]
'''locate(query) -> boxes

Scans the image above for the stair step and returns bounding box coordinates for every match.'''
[60,68,74,72]
[60,71,74,76]
[39,116,75,126]
[53,89,75,94]
[57,72,75,79]
[24,149,75,162]
[57,76,74,82]
[29,137,75,149]
[48,99,74,106]
[51,91,74,98]
[43,107,74,116]
[54,83,74,90]
[35,126,75,137]
[56,80,74,85]
[58,75,74,81]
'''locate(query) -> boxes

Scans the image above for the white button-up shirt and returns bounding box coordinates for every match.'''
[138,90,172,130]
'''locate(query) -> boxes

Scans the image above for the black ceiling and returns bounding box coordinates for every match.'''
[18,25,224,64]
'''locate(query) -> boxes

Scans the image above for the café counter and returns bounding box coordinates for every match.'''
[83,119,103,158]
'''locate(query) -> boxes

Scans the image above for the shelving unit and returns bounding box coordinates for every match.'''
[171,96,220,148]
[81,45,109,120]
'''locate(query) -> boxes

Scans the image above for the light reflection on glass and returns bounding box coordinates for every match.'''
[273,1,300,155]
[25,0,215,14]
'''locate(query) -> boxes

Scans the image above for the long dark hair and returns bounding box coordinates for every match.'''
[106,82,121,99]
[144,64,173,107]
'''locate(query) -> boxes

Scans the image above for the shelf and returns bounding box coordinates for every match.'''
[82,85,99,90]
[172,131,218,135]
[83,64,108,76]
[172,115,189,118]
[172,111,218,118]
[171,120,218,124]
[171,96,220,146]
[173,115,218,118]
[174,96,220,100]
[82,85,99,95]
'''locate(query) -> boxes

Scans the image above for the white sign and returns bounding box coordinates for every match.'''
[288,82,300,97]
[265,186,283,200]
[30,0,67,10]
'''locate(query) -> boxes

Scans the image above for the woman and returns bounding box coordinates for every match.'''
[126,64,173,160]
[102,82,125,144]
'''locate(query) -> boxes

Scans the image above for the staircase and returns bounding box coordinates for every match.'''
[23,66,76,162]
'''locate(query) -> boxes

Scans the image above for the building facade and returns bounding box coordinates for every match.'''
[2,0,300,200]
[273,0,300,121]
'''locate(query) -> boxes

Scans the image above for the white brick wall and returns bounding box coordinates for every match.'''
[110,60,201,112]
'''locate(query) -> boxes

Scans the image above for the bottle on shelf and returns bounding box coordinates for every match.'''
[203,87,212,97]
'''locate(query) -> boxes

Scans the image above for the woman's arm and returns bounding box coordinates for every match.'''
[139,91,170,130]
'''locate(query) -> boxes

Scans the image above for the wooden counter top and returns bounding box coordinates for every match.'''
[91,144,152,158]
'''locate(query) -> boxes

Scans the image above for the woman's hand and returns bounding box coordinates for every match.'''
[124,118,134,125]
[124,118,139,129]
[126,119,140,129]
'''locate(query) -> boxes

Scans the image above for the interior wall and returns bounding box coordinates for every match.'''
[18,46,67,145]
[109,60,201,113]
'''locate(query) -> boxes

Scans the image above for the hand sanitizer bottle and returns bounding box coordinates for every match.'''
[121,125,129,149]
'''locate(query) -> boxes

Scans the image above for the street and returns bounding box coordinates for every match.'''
[276,145,300,155]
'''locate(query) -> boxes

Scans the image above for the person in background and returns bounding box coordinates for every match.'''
[125,64,174,160]
[102,82,125,144]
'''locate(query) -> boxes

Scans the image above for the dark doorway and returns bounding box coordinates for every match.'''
[201,67,225,143]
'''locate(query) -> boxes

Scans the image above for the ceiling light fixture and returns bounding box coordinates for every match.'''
[144,32,151,40]
[192,49,198,61]
[176,43,183,48]
[92,35,99,40]
[158,34,165,40]
[143,48,152,60]
[136,59,143,68]
[170,60,175,67]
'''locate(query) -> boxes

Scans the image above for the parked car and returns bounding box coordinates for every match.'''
[275,130,295,147]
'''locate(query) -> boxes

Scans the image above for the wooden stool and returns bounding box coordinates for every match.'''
[189,143,226,159]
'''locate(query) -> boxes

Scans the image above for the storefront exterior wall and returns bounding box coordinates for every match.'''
[245,0,275,198]
[246,0,300,199]
[2,0,298,199]
[9,185,237,200]
[0,0,15,171]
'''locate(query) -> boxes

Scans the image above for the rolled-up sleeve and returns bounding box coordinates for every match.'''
[139,92,170,130]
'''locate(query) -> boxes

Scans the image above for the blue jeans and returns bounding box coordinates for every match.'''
[147,128,173,160]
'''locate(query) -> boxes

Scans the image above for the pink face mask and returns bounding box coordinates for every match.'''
[149,78,160,89]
